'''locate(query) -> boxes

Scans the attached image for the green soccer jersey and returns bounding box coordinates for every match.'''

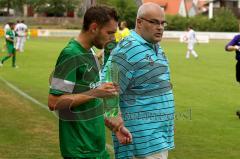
[5,30,15,54]
[49,39,109,158]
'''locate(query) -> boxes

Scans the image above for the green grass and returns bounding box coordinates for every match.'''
[0,81,60,159]
[0,38,239,159]
[163,40,240,159]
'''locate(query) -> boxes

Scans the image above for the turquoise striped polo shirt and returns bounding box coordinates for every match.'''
[102,30,175,159]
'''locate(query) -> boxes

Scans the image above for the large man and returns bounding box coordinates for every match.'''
[48,6,131,159]
[103,2,175,159]
[15,20,28,53]
[0,22,17,68]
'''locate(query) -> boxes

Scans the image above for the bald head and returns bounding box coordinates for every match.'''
[137,2,164,18]
[135,2,166,44]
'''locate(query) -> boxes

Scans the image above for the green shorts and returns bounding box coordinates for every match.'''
[6,44,15,54]
[63,150,110,159]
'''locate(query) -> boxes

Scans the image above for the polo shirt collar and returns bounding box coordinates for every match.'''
[130,30,160,51]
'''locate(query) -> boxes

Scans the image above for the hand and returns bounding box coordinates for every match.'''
[104,115,123,131]
[115,126,132,144]
[104,114,132,144]
[234,45,240,51]
[89,82,119,98]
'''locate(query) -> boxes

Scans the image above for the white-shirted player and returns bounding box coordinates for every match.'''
[185,26,198,59]
[2,22,11,52]
[15,20,28,53]
[4,22,10,35]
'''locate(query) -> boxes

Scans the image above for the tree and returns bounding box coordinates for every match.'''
[80,0,96,15]
[0,0,11,15]
[134,0,142,8]
[0,0,26,16]
[218,0,227,7]
[96,0,137,28]
[25,0,80,17]
[210,7,238,32]
[14,0,26,16]
[26,0,47,10]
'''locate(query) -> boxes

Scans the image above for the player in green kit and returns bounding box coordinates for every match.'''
[0,22,17,68]
[48,6,132,159]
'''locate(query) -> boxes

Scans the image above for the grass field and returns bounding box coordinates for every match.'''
[0,37,239,159]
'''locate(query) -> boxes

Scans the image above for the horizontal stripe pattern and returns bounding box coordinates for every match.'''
[102,30,175,158]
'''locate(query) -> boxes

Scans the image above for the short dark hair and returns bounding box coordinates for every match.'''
[121,21,128,27]
[9,22,15,27]
[82,6,119,31]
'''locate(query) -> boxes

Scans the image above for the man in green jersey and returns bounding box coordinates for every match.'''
[48,6,132,159]
[0,22,17,68]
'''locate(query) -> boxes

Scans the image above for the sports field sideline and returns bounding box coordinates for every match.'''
[0,37,239,159]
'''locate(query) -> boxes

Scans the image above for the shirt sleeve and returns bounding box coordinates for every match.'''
[5,30,10,39]
[225,35,240,50]
[49,50,77,95]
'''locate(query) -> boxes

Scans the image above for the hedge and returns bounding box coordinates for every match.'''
[165,8,239,32]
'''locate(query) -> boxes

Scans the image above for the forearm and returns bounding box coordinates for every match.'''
[105,114,132,144]
[48,90,97,111]
[226,45,238,51]
[48,82,118,111]
[6,38,14,42]
[104,113,124,132]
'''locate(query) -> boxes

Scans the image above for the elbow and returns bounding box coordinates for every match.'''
[48,102,55,111]
[48,94,57,111]
[225,46,230,51]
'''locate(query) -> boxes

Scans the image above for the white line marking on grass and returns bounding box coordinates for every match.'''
[0,77,48,110]
[0,76,115,152]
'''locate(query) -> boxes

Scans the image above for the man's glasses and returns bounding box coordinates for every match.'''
[140,18,168,27]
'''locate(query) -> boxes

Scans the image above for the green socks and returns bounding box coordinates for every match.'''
[0,54,16,67]
[1,56,11,63]
[12,54,16,67]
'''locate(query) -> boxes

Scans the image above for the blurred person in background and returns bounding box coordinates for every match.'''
[3,22,10,35]
[97,21,130,67]
[0,22,17,68]
[115,20,130,42]
[15,20,28,53]
[225,34,240,119]
[1,22,10,52]
[184,26,199,59]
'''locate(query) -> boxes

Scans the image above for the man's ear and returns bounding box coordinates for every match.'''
[136,18,142,29]
[89,22,98,33]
